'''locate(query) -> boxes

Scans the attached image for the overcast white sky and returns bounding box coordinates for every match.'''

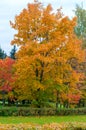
[0,0,86,55]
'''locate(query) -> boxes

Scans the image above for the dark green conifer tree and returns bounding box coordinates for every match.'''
[0,47,6,59]
[10,45,16,59]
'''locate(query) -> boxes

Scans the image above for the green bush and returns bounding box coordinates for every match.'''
[0,107,86,116]
[56,108,86,116]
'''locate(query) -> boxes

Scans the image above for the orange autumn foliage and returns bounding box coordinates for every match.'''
[0,58,15,100]
[10,0,85,105]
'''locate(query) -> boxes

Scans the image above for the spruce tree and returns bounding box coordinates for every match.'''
[0,47,6,59]
[10,45,16,59]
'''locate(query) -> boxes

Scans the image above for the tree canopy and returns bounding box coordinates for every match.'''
[74,4,86,49]
[9,1,85,107]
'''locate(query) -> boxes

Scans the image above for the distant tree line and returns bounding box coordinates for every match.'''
[0,45,16,59]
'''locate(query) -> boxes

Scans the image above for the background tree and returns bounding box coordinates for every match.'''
[0,57,15,106]
[74,4,86,107]
[10,45,17,59]
[0,47,6,59]
[74,4,86,49]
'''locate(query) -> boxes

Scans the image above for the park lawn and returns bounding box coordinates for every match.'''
[0,115,86,124]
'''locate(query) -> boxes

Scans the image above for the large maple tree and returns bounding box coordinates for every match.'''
[10,0,85,107]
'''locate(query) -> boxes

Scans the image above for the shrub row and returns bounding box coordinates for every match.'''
[0,123,86,130]
[0,107,86,116]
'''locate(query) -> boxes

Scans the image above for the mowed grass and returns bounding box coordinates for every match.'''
[0,115,86,124]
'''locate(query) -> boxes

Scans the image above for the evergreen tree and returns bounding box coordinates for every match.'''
[0,47,6,59]
[10,45,16,59]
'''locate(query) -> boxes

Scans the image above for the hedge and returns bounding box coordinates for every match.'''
[0,107,86,116]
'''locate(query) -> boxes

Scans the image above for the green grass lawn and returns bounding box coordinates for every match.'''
[0,115,86,124]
